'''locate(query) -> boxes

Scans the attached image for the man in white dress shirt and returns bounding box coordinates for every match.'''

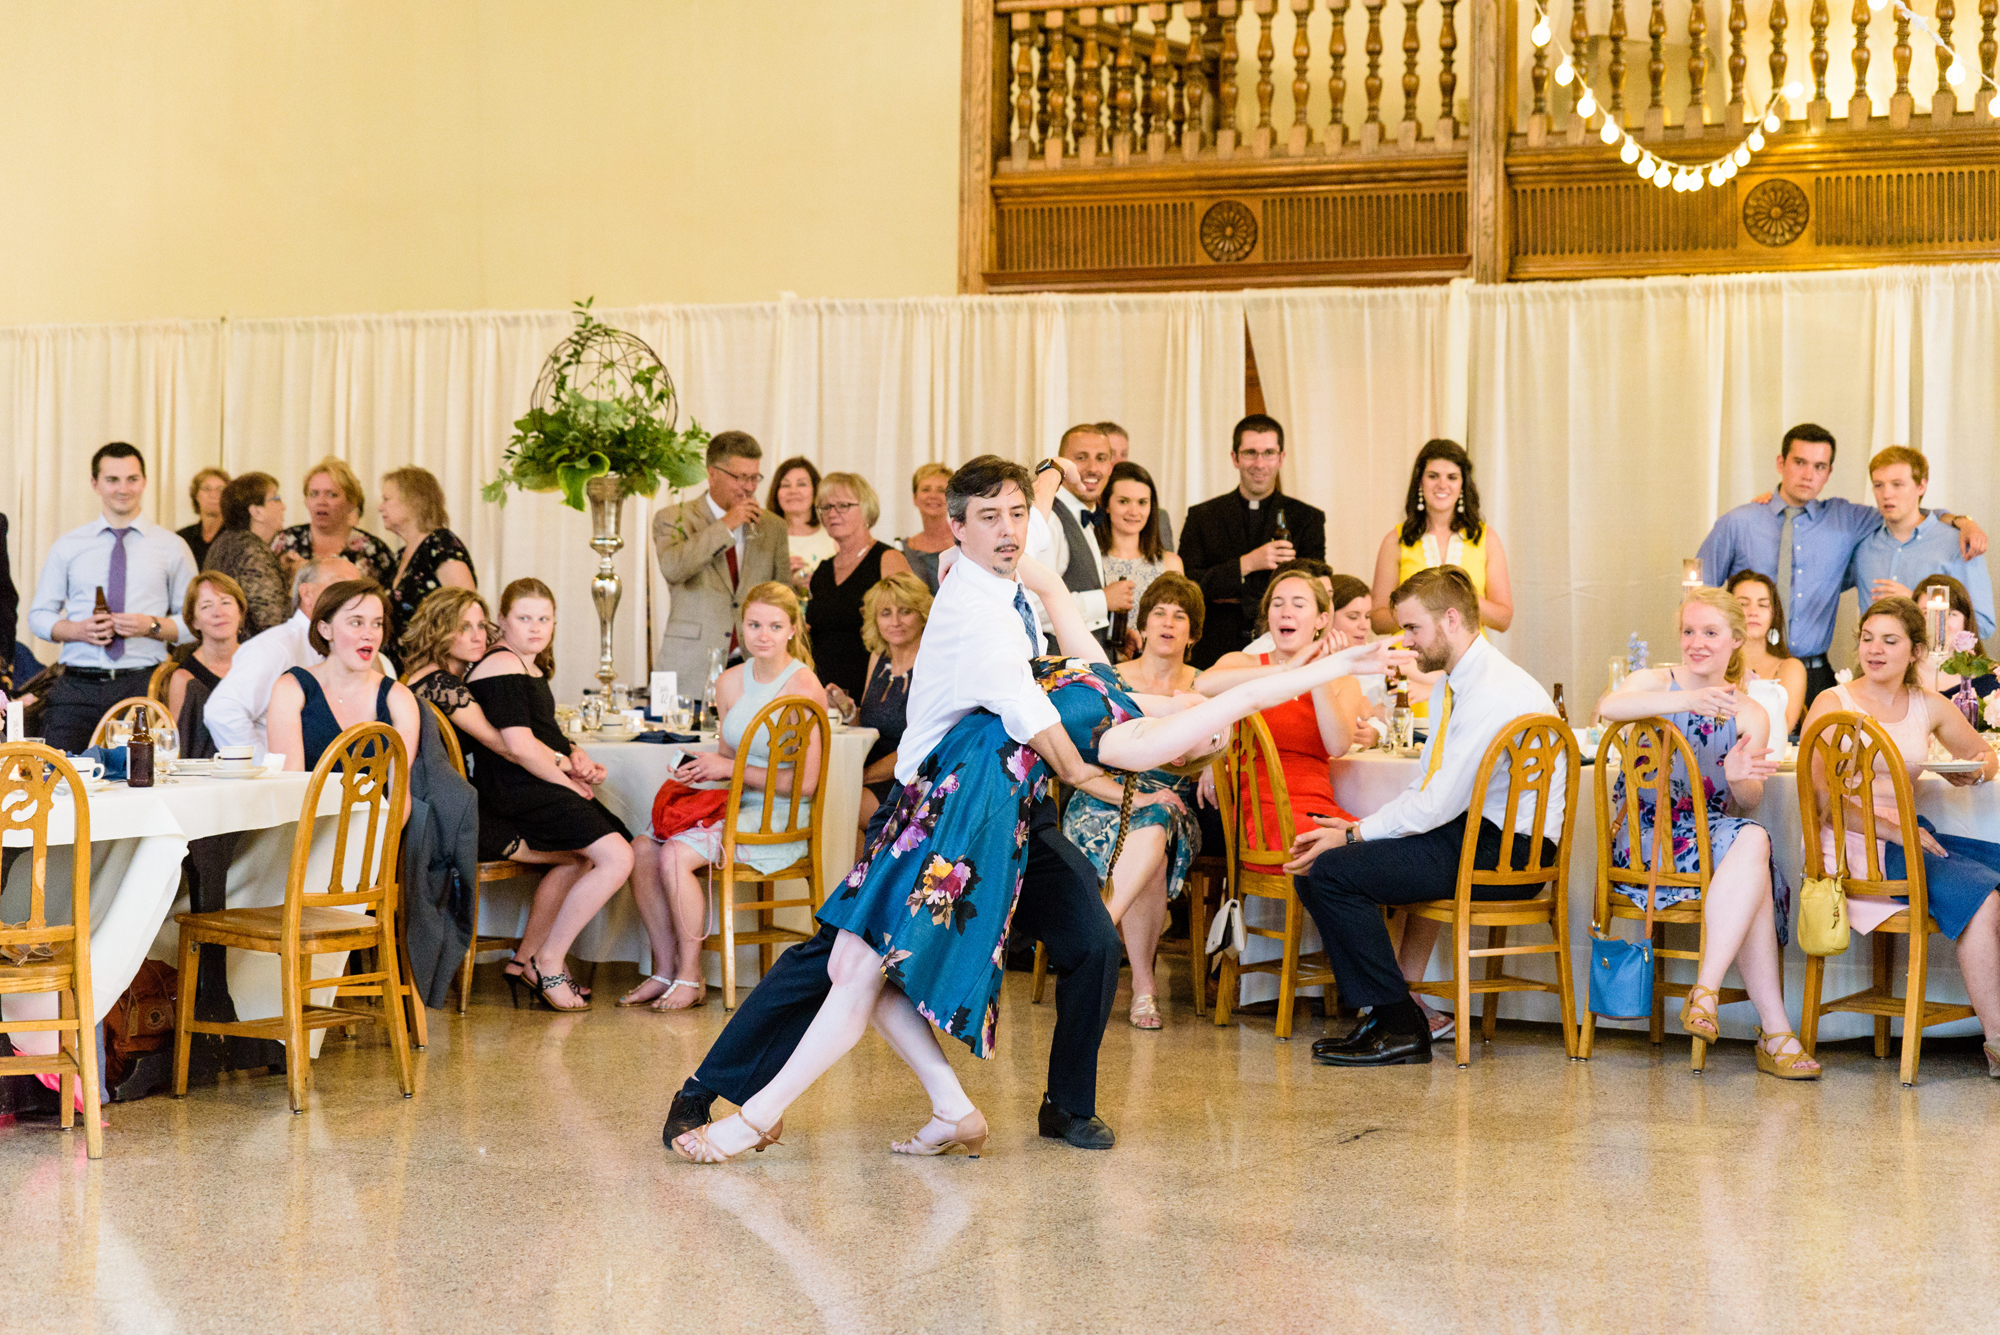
[1285,566,1564,1067]
[28,443,196,752]
[666,455,1124,1150]
[204,556,357,757]
[1036,425,1133,653]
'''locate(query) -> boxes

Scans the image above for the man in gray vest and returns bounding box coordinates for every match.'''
[1038,424,1132,655]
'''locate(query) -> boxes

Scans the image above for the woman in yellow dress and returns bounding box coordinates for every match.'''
[1369,439,1514,634]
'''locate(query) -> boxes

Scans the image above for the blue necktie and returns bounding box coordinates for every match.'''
[1013,585,1039,650]
[105,527,131,661]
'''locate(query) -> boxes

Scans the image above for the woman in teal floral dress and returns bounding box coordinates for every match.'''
[1598,588,1818,1079]
[671,552,1410,1162]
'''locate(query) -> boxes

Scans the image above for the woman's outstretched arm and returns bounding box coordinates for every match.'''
[1095,640,1413,773]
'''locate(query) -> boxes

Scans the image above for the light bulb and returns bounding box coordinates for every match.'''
[1784,80,1805,100]
[1868,0,1886,10]
[1990,93,2000,115]
[1532,17,1552,45]
[1555,60,1574,86]
[1600,118,1621,143]
[1622,138,1642,163]
[1672,172,1686,191]
[1748,129,1766,150]
[1948,62,1967,85]
[1689,173,1705,192]
[1734,146,1751,165]
[1763,110,1781,131]
[1653,168,1671,188]
[1709,166,1726,186]
[1578,91,1597,117]
[1638,156,1656,178]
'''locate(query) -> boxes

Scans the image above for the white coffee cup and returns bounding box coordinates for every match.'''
[216,753,257,773]
[68,757,104,783]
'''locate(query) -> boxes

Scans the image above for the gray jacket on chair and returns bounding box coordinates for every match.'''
[651,492,790,690]
[401,705,478,1009]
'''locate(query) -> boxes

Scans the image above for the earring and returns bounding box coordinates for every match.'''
[1456,496,1465,515]
[1417,497,1425,513]
[1768,627,1781,646]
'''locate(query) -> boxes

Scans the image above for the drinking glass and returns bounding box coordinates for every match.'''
[105,719,132,750]
[154,723,180,772]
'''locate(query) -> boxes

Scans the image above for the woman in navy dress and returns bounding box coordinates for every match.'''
[265,580,421,774]
[672,554,1408,1162]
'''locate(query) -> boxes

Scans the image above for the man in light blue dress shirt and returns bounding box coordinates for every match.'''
[1849,446,1997,640]
[27,443,195,751]
[1696,424,1985,707]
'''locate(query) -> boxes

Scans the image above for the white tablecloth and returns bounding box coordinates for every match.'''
[1,772,347,1054]
[472,728,877,980]
[1232,750,2000,1042]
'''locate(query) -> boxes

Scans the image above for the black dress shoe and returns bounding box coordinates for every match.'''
[1313,1023,1432,1067]
[1038,1094,1116,1149]
[663,1090,715,1146]
[1311,1012,1384,1058]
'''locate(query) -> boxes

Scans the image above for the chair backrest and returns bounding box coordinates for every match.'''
[147,658,179,703]
[1797,709,1927,921]
[1452,713,1579,902]
[0,743,92,972]
[424,700,468,778]
[282,721,411,945]
[1592,717,1712,912]
[1218,713,1294,873]
[90,696,177,747]
[723,695,831,855]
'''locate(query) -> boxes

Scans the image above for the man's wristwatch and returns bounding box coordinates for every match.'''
[150,617,164,639]
[1035,459,1061,477]
[1345,825,1364,845]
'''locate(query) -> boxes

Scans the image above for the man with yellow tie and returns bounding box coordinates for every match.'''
[1283,565,1564,1067]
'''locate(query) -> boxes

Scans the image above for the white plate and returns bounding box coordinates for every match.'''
[1919,759,1987,774]
[211,767,277,780]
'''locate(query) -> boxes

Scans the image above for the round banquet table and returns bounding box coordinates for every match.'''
[470,727,877,983]
[0,770,354,1057]
[1229,749,1998,1042]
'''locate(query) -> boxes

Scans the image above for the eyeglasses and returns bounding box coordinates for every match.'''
[816,501,861,517]
[712,466,764,487]
[1235,448,1284,462]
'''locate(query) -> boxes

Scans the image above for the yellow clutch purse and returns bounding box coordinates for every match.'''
[1798,875,1851,957]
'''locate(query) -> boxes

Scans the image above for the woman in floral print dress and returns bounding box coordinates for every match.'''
[671,549,1409,1162]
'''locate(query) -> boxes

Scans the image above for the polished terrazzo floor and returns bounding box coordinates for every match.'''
[9,962,2000,1334]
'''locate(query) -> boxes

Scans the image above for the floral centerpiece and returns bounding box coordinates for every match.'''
[483,299,709,511]
[1938,631,1997,731]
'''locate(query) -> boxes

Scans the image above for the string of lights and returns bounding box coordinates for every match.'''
[1529,0,2000,192]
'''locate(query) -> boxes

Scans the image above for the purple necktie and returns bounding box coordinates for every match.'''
[105,527,130,661]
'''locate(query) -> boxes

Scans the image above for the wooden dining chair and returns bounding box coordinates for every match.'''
[1405,714,1582,1068]
[424,702,528,1014]
[1797,710,1973,1086]
[1576,718,1746,1071]
[1211,715,1336,1039]
[89,695,177,746]
[0,744,102,1157]
[172,721,416,1113]
[702,696,831,1010]
[146,658,180,703]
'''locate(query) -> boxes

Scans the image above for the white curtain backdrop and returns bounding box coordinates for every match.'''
[5,266,1998,703]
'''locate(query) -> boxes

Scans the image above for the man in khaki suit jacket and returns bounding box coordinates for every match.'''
[652,430,791,693]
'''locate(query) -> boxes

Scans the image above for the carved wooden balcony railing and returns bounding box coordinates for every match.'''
[959,0,2000,288]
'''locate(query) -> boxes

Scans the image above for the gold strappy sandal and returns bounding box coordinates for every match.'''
[1678,984,1721,1042]
[891,1109,989,1158]
[671,1113,784,1163]
[1755,1029,1822,1081]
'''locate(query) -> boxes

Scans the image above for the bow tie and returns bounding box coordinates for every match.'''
[1080,508,1108,530]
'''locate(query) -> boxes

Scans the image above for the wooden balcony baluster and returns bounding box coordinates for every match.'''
[1572,0,1593,140]
[1113,8,1138,163]
[1810,0,1832,129]
[1728,0,1748,129]
[1136,16,1154,140]
[1437,0,1460,141]
[1079,10,1106,164]
[1254,0,1277,155]
[1530,20,1551,128]
[1850,0,1874,127]
[1036,23,1055,146]
[1330,0,1352,148]
[1149,5,1174,159]
[1890,1,1912,126]
[1013,13,1037,166]
[1401,0,1424,147]
[1291,0,1315,153]
[1688,0,1710,133]
[1769,0,1790,118]
[1981,0,1998,123]
[1218,1,1241,154]
[1647,0,1668,138]
[1045,13,1070,167]
[1362,0,1385,150]
[1181,0,1208,157]
[1609,0,1629,120]
[1928,0,1960,118]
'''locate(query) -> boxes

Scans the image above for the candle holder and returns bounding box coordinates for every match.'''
[1681,558,1703,597]
[1923,591,1951,666]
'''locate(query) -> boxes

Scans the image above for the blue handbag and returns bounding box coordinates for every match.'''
[1590,840,1661,1020]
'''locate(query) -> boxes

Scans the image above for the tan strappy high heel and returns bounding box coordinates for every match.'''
[1678,984,1721,1042]
[891,1109,989,1158]
[671,1113,785,1163]
[1755,1029,1822,1081]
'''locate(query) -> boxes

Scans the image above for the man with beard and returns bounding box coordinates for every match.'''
[1281,565,1564,1067]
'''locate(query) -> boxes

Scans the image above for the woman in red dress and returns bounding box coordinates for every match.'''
[1199,570,1366,869]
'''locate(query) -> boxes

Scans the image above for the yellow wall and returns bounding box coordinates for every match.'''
[0,0,963,324]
